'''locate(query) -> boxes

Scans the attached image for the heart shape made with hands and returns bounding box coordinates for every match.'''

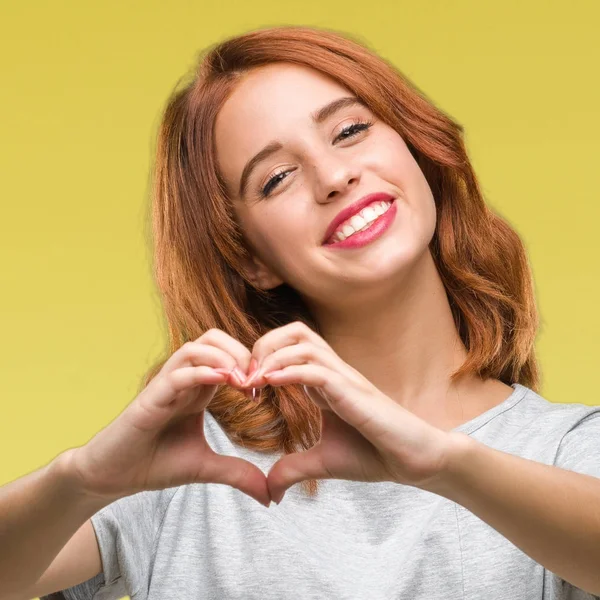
[210,321,456,507]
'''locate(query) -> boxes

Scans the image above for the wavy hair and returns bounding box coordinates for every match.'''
[141,24,540,497]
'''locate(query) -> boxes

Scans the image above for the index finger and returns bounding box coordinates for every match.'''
[196,328,253,373]
[251,321,328,367]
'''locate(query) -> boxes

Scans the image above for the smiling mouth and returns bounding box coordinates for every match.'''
[324,199,394,245]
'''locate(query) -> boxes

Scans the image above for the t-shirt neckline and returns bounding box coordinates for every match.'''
[451,382,529,435]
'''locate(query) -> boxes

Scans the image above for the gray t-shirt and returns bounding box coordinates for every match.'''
[43,383,600,599]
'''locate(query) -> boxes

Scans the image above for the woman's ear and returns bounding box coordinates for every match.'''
[242,254,284,290]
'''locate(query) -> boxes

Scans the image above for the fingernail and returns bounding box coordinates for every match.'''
[232,367,246,386]
[248,358,258,376]
[244,370,258,387]
[243,359,258,385]
[245,367,265,387]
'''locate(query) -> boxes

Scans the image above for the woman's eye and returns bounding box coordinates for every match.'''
[260,119,374,197]
[261,168,291,198]
[334,119,374,143]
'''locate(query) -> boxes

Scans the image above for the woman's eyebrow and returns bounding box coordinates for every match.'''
[238,96,367,198]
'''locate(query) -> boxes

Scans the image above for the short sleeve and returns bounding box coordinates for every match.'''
[554,408,600,479]
[551,408,600,599]
[41,487,179,600]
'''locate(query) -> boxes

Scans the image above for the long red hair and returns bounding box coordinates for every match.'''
[142,25,540,496]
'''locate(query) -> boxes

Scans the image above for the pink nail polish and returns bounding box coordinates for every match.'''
[232,367,246,386]
[248,358,258,376]
[244,370,257,387]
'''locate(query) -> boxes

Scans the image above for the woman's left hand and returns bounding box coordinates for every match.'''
[242,321,460,504]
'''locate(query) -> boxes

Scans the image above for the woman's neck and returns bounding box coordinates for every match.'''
[311,251,512,430]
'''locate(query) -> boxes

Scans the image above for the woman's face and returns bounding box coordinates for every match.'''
[215,62,437,308]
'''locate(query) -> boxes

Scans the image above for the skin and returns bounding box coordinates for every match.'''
[214,62,513,432]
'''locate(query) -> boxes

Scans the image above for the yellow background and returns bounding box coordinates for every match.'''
[0,2,598,594]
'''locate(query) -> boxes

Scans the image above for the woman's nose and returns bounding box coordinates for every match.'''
[312,156,361,204]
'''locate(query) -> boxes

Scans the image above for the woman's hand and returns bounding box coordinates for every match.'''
[66,329,271,507]
[243,321,457,504]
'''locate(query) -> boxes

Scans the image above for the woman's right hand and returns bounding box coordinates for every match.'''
[63,329,270,506]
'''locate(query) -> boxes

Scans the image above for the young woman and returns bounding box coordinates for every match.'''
[3,25,600,600]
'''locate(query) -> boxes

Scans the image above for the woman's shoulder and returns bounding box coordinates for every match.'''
[469,383,600,476]
[512,383,600,429]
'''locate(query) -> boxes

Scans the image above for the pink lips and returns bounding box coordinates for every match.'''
[322,192,396,245]
[323,199,397,250]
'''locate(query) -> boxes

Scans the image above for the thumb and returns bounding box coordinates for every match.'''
[267,445,327,504]
[202,451,271,507]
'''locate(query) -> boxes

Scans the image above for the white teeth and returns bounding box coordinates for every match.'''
[341,224,355,238]
[330,200,392,243]
[349,214,367,230]
[361,207,377,221]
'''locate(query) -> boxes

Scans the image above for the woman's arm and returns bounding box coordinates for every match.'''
[0,450,109,597]
[427,434,600,596]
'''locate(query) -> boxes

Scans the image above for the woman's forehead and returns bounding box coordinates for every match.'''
[218,65,351,133]
[214,64,352,191]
